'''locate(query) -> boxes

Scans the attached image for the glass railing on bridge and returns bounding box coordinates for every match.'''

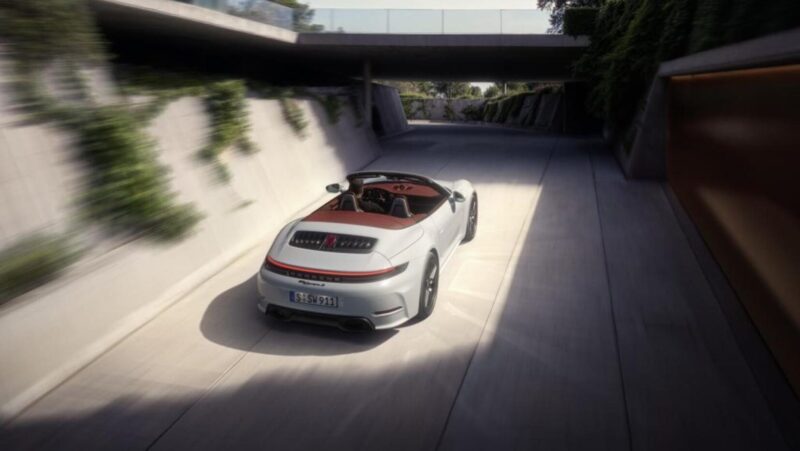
[174,1,550,34]
[307,9,549,34]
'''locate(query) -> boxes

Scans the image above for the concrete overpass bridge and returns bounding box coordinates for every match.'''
[89,0,590,82]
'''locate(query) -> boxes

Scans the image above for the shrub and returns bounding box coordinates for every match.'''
[0,234,80,304]
[400,93,432,119]
[461,103,485,121]
[563,7,599,36]
[484,86,501,99]
[400,93,429,116]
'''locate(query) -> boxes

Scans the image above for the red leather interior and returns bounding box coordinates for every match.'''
[303,210,427,229]
[302,184,441,229]
[365,182,440,197]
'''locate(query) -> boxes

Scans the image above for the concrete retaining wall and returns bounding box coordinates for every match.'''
[402,93,563,131]
[0,61,378,420]
[371,84,408,136]
[403,98,483,121]
[619,27,800,179]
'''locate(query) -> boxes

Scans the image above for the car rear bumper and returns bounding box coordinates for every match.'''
[256,257,424,330]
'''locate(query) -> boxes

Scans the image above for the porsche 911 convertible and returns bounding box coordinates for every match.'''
[257,171,478,331]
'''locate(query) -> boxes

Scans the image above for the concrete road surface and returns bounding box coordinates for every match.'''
[1,125,796,450]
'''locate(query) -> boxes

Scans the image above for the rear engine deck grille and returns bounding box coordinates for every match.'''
[290,231,377,254]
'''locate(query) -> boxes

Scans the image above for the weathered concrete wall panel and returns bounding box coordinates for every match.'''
[372,84,408,136]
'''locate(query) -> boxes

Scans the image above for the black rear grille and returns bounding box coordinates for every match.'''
[290,231,377,254]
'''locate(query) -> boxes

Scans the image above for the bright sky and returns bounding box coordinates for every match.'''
[306,0,544,9]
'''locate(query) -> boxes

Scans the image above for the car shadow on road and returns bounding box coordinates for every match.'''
[199,274,397,357]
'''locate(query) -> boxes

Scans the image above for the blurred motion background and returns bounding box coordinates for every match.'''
[0,1,799,448]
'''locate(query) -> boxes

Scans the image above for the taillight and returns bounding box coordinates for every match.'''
[264,256,407,283]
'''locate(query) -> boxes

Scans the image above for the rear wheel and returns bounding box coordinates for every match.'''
[416,252,439,320]
[462,194,478,243]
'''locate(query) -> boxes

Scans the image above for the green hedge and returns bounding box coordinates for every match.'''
[563,7,599,36]
[399,93,432,119]
[576,0,800,132]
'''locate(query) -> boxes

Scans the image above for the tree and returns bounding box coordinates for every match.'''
[484,85,501,98]
[414,81,436,97]
[469,86,482,98]
[538,0,605,33]
[276,0,322,32]
[231,0,322,31]
[379,81,436,97]
[433,82,471,98]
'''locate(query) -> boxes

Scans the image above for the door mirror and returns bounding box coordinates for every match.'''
[326,183,342,193]
[452,191,467,203]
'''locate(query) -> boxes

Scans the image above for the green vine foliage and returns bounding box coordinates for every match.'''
[119,68,258,181]
[279,96,309,137]
[575,0,800,133]
[201,80,257,182]
[78,106,202,240]
[0,0,104,66]
[300,91,343,125]
[0,0,201,242]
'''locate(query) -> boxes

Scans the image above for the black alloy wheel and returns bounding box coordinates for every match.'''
[417,252,439,320]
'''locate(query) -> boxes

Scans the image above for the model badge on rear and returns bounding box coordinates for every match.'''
[298,280,325,287]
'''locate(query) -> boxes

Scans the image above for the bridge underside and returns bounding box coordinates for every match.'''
[90,0,588,83]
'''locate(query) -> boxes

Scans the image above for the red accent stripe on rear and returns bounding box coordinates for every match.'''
[266,256,396,277]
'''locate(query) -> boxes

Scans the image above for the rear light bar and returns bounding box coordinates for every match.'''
[264,256,407,283]
[290,231,377,254]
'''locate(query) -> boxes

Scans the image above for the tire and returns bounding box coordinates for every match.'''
[462,193,478,243]
[416,252,439,320]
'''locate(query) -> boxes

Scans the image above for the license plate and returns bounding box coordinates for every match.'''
[290,291,339,308]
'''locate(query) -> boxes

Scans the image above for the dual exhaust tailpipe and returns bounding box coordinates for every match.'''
[266,305,374,332]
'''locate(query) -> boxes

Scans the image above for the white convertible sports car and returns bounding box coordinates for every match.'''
[257,171,478,331]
